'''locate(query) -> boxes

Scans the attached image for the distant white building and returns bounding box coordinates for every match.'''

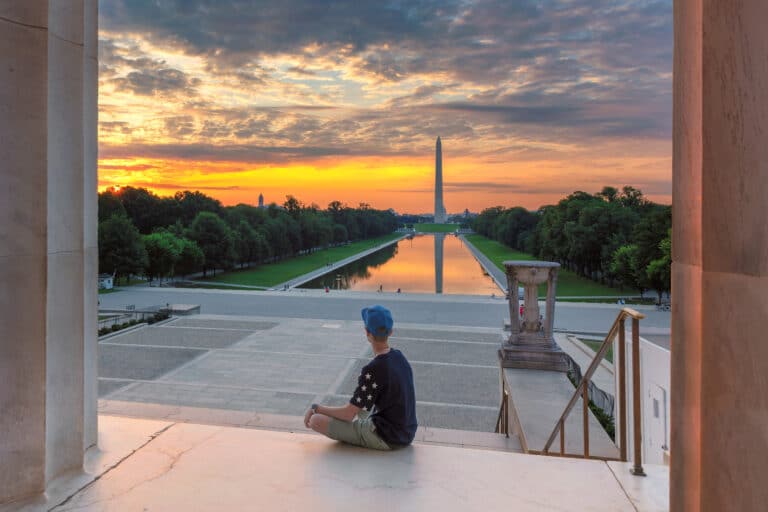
[98,274,114,290]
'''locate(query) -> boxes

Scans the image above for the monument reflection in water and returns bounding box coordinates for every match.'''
[300,234,502,295]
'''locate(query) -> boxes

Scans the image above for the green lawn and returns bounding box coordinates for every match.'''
[203,233,402,287]
[98,288,119,295]
[414,223,458,233]
[465,234,625,297]
[580,338,614,364]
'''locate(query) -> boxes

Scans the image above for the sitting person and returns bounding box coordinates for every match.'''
[304,305,417,450]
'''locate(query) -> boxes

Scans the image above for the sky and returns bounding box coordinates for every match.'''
[97,0,673,213]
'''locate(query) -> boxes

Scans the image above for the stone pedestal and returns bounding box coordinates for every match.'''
[499,261,569,372]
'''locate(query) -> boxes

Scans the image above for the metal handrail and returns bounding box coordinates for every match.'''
[542,307,647,476]
[495,389,509,437]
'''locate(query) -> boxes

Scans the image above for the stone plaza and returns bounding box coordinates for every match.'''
[97,313,505,435]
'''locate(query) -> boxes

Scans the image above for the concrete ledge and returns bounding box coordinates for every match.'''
[11,415,656,511]
[98,400,522,453]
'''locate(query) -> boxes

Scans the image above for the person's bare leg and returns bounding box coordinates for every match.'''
[309,413,331,435]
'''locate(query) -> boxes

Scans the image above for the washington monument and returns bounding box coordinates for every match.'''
[434,136,447,223]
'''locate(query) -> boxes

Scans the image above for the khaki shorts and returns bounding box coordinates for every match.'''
[327,410,390,451]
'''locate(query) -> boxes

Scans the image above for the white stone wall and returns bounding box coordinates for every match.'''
[614,336,671,466]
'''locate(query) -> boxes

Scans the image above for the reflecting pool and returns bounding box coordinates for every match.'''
[300,233,502,295]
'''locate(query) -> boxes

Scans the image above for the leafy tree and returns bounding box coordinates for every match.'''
[98,214,147,283]
[113,186,166,233]
[143,231,183,283]
[597,186,620,203]
[98,189,126,222]
[610,244,642,294]
[283,195,303,217]
[175,238,205,277]
[619,186,647,208]
[332,224,348,244]
[187,212,235,276]
[633,205,672,286]
[174,190,222,225]
[646,230,672,302]
[234,220,261,267]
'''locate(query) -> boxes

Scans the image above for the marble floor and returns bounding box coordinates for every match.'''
[2,415,669,512]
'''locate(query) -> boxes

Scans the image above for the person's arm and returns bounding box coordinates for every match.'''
[316,403,360,423]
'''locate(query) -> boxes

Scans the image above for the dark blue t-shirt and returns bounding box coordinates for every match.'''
[349,349,417,446]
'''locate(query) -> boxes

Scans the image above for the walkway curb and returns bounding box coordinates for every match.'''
[459,235,508,293]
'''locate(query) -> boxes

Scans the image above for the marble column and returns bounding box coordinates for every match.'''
[0,2,50,500]
[82,0,99,452]
[0,1,97,503]
[672,0,768,509]
[46,0,86,480]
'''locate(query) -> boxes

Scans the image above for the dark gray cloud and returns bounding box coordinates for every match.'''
[124,182,243,191]
[99,142,355,163]
[114,68,200,96]
[393,179,671,198]
[98,0,673,159]
[100,39,200,96]
[100,0,671,84]
[164,116,196,137]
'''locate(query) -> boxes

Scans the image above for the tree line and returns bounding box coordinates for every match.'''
[98,187,398,283]
[472,186,671,300]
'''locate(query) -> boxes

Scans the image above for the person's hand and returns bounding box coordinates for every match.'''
[304,407,314,428]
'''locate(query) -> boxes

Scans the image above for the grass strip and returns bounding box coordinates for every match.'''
[203,233,402,287]
[579,338,614,364]
[414,223,458,233]
[464,234,625,297]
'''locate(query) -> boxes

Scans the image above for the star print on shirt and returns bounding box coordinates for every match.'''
[351,367,381,409]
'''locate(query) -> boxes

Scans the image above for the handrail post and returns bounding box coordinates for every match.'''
[618,318,628,462]
[560,419,565,455]
[630,318,646,476]
[582,380,590,458]
[503,391,509,438]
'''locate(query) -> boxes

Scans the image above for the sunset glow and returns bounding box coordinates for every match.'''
[98,1,673,212]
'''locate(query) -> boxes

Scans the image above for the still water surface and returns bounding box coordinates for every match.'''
[300,234,502,295]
